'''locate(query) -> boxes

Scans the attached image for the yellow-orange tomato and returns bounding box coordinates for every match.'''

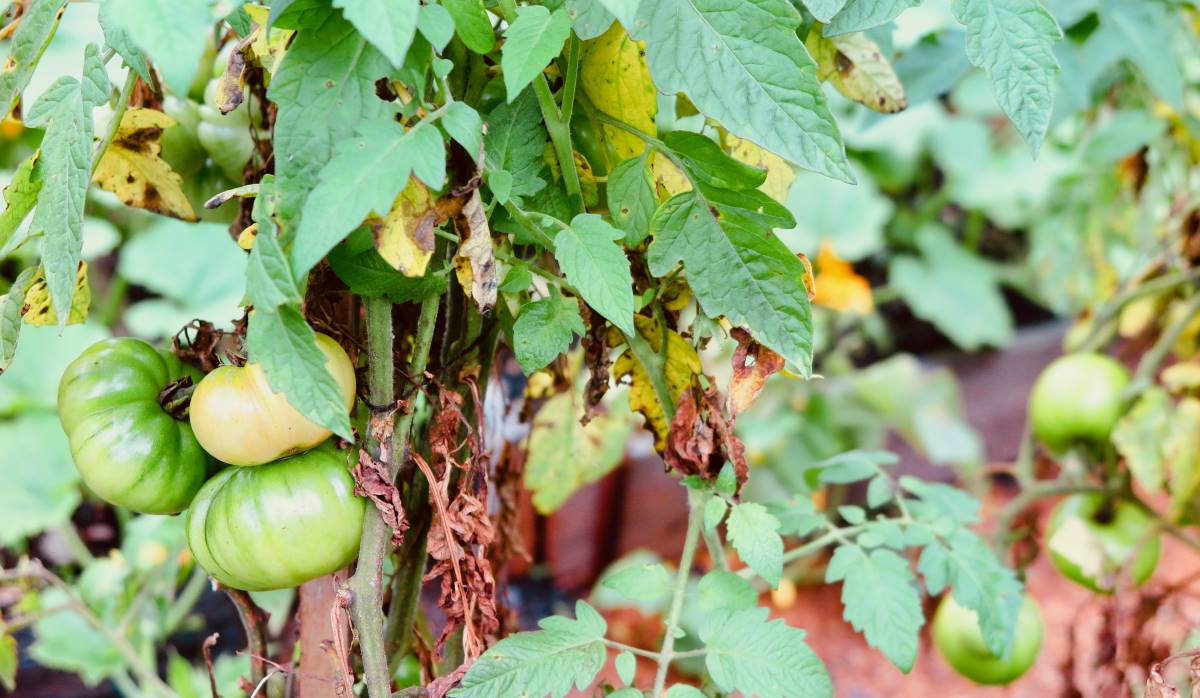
[189,333,355,466]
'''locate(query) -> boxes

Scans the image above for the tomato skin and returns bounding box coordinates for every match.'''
[186,444,366,591]
[1028,353,1129,452]
[1046,494,1160,593]
[57,338,213,515]
[933,594,1042,685]
[189,333,356,466]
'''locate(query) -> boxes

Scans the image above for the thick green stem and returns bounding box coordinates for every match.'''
[351,294,440,698]
[652,496,704,696]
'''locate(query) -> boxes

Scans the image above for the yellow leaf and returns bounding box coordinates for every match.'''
[1118,294,1161,338]
[237,222,258,250]
[92,108,198,221]
[371,177,438,277]
[1167,297,1200,359]
[805,28,906,114]
[725,135,796,203]
[579,23,657,160]
[22,262,89,326]
[813,244,873,314]
[244,4,293,77]
[454,190,498,311]
[613,314,701,450]
[651,152,691,199]
[1163,361,1200,395]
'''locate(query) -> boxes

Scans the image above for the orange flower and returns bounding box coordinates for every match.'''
[813,244,874,314]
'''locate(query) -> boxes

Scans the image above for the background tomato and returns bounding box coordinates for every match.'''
[185,444,366,591]
[189,333,356,466]
[1028,353,1130,452]
[58,338,213,514]
[1046,493,1160,593]
[932,594,1043,685]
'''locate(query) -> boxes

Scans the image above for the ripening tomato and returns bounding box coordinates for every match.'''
[189,333,356,466]
[58,338,213,514]
[1028,353,1130,452]
[185,444,365,591]
[932,594,1043,686]
[1046,494,1160,593]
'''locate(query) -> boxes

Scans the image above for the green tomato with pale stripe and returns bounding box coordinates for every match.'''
[185,444,366,591]
[58,338,213,515]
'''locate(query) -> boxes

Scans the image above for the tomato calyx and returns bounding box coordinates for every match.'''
[158,375,198,420]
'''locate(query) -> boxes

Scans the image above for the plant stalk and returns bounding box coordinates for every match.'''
[351,294,440,698]
[652,495,704,696]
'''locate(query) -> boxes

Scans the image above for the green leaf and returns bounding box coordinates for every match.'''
[0,633,15,692]
[918,528,1024,657]
[802,0,849,22]
[615,650,636,686]
[703,495,728,532]
[442,0,495,54]
[502,6,571,101]
[27,45,107,330]
[866,474,893,509]
[246,305,354,440]
[726,502,783,588]
[0,413,81,546]
[662,132,768,190]
[901,477,981,524]
[697,570,757,614]
[452,601,607,698]
[552,213,635,336]
[0,322,109,414]
[665,686,707,698]
[648,191,814,375]
[101,0,214,95]
[701,607,832,698]
[813,450,895,484]
[525,389,634,512]
[607,153,655,245]
[602,562,672,601]
[826,544,923,672]
[31,589,123,685]
[0,0,68,117]
[418,3,455,51]
[246,223,302,311]
[291,120,445,276]
[269,9,391,227]
[888,225,1013,351]
[566,0,615,39]
[441,101,484,161]
[333,0,418,68]
[98,0,152,84]
[629,0,851,182]
[484,91,547,202]
[0,268,35,374]
[806,29,906,113]
[0,153,43,260]
[1089,0,1183,109]
[1112,387,1173,494]
[825,0,922,35]
[499,264,532,292]
[952,0,1062,153]
[328,237,447,303]
[513,290,586,375]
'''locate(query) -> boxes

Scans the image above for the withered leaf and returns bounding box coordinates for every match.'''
[92,108,198,220]
[372,176,439,277]
[665,385,748,493]
[727,327,785,418]
[454,190,497,312]
[22,262,88,326]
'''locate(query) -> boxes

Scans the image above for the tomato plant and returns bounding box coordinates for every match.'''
[0,0,1195,696]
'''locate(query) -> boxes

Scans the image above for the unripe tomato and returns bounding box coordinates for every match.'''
[932,594,1042,685]
[58,338,213,514]
[1046,494,1160,593]
[185,444,365,591]
[189,333,356,466]
[1028,353,1130,452]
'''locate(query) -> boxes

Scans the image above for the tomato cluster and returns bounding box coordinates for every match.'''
[58,334,362,590]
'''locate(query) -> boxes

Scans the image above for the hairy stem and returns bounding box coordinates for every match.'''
[652,495,704,696]
[352,294,440,698]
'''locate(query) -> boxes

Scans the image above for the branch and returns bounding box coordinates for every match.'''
[221,587,269,688]
[652,494,704,696]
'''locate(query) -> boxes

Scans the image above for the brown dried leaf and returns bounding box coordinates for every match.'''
[727,327,784,418]
[352,406,407,547]
[580,306,611,425]
[665,384,748,491]
[92,108,197,221]
[453,191,497,312]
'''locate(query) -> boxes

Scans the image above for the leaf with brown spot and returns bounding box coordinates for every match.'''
[371,176,439,277]
[21,262,88,326]
[665,384,748,491]
[612,314,701,450]
[92,108,198,220]
[454,190,497,312]
[806,28,906,114]
[215,38,249,114]
[727,328,785,418]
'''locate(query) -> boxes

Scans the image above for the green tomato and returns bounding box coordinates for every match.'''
[1028,353,1130,452]
[393,654,420,688]
[570,110,609,177]
[186,444,366,591]
[1046,494,1160,593]
[189,333,356,466]
[58,338,213,514]
[932,594,1042,685]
